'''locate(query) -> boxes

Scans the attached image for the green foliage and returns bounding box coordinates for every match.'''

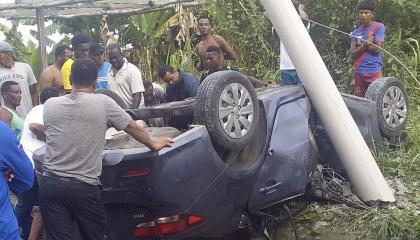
[2,1,418,238]
[198,0,278,80]
[3,21,31,62]
[304,0,420,93]
[53,16,103,42]
[119,10,178,81]
[169,49,197,72]
[374,209,420,240]
[26,43,41,80]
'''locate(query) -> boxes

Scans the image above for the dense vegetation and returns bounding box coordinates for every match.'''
[2,0,419,239]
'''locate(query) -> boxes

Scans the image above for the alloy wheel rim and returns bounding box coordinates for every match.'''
[218,83,254,139]
[382,86,407,128]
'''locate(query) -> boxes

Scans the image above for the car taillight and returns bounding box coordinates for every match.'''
[122,168,151,177]
[133,214,203,237]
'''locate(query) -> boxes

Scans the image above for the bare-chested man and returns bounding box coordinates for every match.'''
[195,15,237,71]
[39,45,72,94]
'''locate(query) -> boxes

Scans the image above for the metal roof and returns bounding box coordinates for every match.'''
[0,0,205,19]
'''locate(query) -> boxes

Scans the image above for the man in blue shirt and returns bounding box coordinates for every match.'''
[157,65,199,129]
[157,65,199,102]
[90,43,111,89]
[351,0,385,97]
[0,121,34,240]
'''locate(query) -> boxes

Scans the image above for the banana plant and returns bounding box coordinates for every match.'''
[118,9,189,81]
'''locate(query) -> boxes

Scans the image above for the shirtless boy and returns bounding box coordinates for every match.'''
[39,45,72,94]
[195,15,237,70]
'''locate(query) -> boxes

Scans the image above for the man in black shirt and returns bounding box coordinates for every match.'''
[157,66,200,129]
[157,65,199,102]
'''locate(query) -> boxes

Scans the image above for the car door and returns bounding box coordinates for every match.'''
[248,94,317,212]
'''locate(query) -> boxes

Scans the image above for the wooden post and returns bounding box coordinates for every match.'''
[36,7,48,70]
[261,0,395,202]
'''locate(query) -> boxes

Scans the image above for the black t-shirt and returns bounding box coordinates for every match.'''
[166,71,200,102]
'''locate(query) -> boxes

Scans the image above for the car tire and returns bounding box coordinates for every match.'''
[195,70,260,151]
[95,89,127,109]
[364,77,409,138]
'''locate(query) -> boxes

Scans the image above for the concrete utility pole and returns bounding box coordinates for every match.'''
[261,0,394,202]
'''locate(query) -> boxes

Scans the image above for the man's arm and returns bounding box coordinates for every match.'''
[1,124,34,193]
[29,123,45,141]
[105,96,173,150]
[215,36,237,61]
[247,76,267,88]
[186,77,200,98]
[195,45,206,72]
[351,34,382,59]
[0,109,12,126]
[298,4,310,29]
[131,92,142,109]
[366,24,385,54]
[365,41,383,54]
[130,66,145,109]
[124,120,173,151]
[351,44,366,60]
[30,83,39,106]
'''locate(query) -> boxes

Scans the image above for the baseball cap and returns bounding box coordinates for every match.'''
[90,43,105,56]
[0,41,13,52]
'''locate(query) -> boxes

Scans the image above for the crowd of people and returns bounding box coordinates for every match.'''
[0,13,240,240]
[0,0,385,239]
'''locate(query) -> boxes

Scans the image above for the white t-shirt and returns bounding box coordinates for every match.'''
[20,105,45,167]
[0,62,37,117]
[108,59,145,109]
[279,23,311,71]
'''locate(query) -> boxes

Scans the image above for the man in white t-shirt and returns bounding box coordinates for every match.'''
[0,41,39,117]
[19,87,59,240]
[107,44,145,109]
[21,87,59,164]
[279,4,310,85]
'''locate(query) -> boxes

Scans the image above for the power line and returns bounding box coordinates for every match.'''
[301,17,419,85]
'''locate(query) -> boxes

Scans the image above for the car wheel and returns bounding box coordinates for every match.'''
[195,70,260,151]
[95,89,127,109]
[364,77,409,138]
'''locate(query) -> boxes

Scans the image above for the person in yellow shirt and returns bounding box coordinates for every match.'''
[61,33,90,92]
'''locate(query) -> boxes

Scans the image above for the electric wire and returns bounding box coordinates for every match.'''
[300,17,419,85]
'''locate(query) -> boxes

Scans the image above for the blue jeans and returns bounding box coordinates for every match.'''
[15,171,38,240]
[281,69,301,86]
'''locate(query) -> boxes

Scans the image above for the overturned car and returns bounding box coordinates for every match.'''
[34,71,408,239]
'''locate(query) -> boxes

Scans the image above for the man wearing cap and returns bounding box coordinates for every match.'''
[0,41,39,117]
[40,45,73,95]
[90,43,111,89]
[351,0,385,97]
